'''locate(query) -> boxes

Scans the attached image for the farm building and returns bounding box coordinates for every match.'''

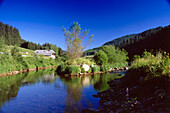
[34,50,56,59]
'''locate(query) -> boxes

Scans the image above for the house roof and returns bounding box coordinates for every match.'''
[34,50,55,56]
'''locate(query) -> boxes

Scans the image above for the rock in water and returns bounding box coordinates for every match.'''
[92,94,100,98]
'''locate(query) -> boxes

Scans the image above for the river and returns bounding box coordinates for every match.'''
[0,69,124,113]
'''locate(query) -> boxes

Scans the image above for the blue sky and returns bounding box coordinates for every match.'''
[0,0,170,50]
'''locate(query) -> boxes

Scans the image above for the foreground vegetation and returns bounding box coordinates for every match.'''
[84,51,170,113]
[56,23,129,76]
[125,51,170,85]
[57,46,128,76]
[0,46,58,75]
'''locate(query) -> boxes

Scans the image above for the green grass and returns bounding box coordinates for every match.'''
[0,54,58,74]
[5,46,54,59]
[83,55,94,59]
[108,63,128,69]
[6,46,34,56]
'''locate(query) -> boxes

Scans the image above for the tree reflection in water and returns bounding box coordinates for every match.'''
[0,69,123,112]
[60,73,124,113]
[0,69,55,109]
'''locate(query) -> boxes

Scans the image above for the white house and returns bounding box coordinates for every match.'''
[34,50,56,59]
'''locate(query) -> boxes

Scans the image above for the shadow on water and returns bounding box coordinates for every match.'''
[0,69,124,112]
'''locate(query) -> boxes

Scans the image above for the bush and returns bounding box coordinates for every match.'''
[81,68,86,73]
[56,64,68,75]
[94,51,108,66]
[66,65,80,75]
[88,68,92,73]
[108,63,128,69]
[92,66,100,73]
[101,45,128,65]
[129,51,170,81]
[101,65,110,72]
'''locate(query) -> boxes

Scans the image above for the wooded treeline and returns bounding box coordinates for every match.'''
[0,22,21,46]
[85,25,170,60]
[0,22,65,56]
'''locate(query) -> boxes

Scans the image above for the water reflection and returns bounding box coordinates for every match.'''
[0,69,123,112]
[0,69,54,107]
[60,73,123,112]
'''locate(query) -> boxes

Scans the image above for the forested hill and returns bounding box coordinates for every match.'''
[0,22,65,55]
[84,25,170,60]
[103,26,163,48]
[102,25,170,60]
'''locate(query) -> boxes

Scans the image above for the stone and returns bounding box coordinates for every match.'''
[124,67,128,70]
[158,108,170,112]
[117,74,121,76]
[109,68,113,72]
[92,94,100,98]
[139,76,144,83]
[103,101,114,107]
[82,108,99,113]
[154,89,166,98]
[82,64,90,72]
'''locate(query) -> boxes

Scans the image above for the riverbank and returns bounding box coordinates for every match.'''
[57,65,128,77]
[82,75,170,113]
[0,66,57,77]
[82,52,170,113]
[0,49,59,77]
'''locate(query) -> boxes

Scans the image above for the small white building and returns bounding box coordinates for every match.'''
[34,50,56,59]
[24,52,28,54]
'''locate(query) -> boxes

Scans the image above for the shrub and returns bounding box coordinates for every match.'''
[56,64,68,75]
[101,45,128,65]
[66,65,80,75]
[129,51,170,81]
[81,68,86,73]
[92,66,100,73]
[101,65,110,72]
[94,51,108,66]
[88,68,92,73]
[108,63,128,69]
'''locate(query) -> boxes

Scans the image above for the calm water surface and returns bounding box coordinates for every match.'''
[0,69,124,113]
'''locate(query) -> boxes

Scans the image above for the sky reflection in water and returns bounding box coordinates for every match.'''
[0,69,123,113]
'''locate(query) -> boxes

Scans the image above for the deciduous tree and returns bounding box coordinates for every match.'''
[63,22,93,61]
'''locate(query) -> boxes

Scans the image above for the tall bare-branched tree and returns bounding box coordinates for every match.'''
[63,22,93,61]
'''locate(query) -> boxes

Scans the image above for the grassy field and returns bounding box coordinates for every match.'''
[4,46,53,59]
[83,55,94,59]
[6,46,34,56]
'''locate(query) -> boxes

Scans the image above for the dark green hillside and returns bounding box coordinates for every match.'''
[123,25,170,59]
[85,25,170,60]
[103,34,137,47]
[103,26,163,48]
